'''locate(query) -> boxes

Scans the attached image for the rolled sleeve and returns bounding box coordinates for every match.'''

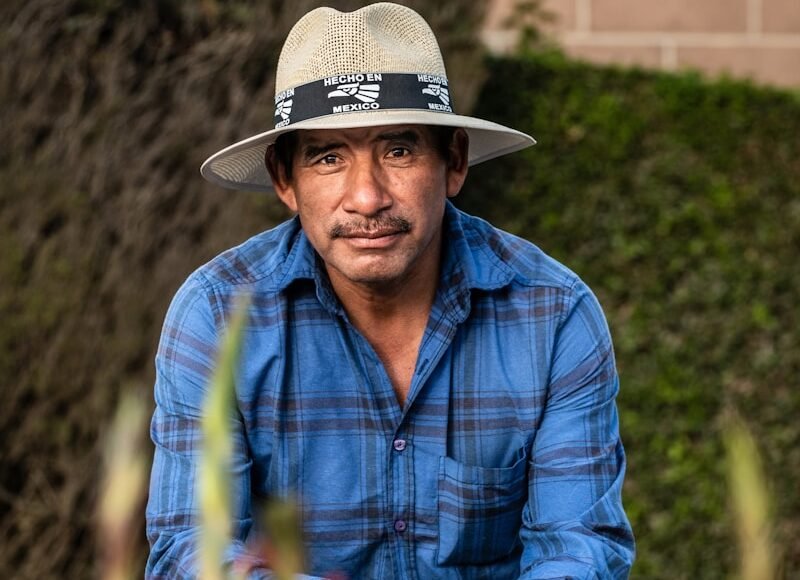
[519,279,635,579]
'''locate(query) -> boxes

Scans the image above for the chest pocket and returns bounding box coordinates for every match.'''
[436,447,528,566]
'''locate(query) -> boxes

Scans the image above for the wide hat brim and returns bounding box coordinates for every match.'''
[200,109,536,192]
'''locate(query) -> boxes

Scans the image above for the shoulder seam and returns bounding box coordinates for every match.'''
[193,270,228,335]
[470,217,580,290]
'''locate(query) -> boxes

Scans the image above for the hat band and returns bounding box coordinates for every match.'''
[273,72,454,129]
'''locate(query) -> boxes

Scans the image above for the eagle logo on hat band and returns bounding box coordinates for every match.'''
[275,99,293,120]
[419,74,452,113]
[326,78,382,114]
[422,84,450,106]
[327,83,381,103]
[274,87,295,128]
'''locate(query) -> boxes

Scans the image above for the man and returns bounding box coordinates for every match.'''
[147,3,635,579]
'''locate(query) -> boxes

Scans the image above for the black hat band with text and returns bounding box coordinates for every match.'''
[273,73,454,129]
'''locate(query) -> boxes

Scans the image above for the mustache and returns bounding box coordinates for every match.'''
[329,215,412,239]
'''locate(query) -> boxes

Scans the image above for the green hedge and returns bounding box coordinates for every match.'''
[458,52,800,578]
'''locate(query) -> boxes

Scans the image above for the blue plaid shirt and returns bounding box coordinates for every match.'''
[146,202,634,579]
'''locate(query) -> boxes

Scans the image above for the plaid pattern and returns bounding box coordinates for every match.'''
[146,202,634,579]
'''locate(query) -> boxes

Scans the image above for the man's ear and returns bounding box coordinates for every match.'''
[445,128,469,199]
[265,144,298,212]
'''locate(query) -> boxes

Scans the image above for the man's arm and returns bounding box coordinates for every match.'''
[519,279,635,579]
[145,275,262,578]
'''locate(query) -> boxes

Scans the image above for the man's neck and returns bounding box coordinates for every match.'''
[326,254,439,330]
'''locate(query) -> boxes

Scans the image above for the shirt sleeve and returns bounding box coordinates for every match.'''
[519,279,635,579]
[145,274,266,579]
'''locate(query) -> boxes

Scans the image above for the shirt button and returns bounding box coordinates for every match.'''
[393,439,407,452]
[394,519,407,533]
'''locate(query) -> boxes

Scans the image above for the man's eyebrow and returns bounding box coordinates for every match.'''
[375,130,420,144]
[300,141,345,161]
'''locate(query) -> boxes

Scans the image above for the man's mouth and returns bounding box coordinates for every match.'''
[340,229,403,239]
[330,216,412,240]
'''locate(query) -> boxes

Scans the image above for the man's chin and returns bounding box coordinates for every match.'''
[340,269,407,287]
[327,259,412,289]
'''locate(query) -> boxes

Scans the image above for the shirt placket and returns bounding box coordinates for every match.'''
[339,298,462,579]
[397,307,464,579]
[335,320,403,578]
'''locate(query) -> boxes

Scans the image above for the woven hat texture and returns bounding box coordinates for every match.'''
[276,4,447,93]
[201,2,536,191]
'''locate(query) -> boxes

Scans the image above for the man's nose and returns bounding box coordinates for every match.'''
[342,158,392,216]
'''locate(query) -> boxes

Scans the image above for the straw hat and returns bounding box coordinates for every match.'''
[200,2,536,191]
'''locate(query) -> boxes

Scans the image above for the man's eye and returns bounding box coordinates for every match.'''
[319,154,339,165]
[388,147,410,158]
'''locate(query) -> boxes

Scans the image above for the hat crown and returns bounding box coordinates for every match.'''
[275,3,447,94]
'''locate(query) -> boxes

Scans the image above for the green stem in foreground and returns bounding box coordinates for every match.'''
[99,391,148,580]
[724,414,778,580]
[199,295,251,580]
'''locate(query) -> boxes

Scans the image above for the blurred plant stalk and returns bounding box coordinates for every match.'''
[725,415,778,580]
[198,295,308,580]
[261,496,306,580]
[99,391,149,580]
[200,296,250,580]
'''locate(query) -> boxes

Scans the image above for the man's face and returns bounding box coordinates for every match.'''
[268,124,468,291]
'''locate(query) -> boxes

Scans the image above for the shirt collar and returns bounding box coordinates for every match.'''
[274,218,342,314]
[437,201,516,322]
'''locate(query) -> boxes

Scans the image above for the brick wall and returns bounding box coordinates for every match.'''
[483,0,800,87]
